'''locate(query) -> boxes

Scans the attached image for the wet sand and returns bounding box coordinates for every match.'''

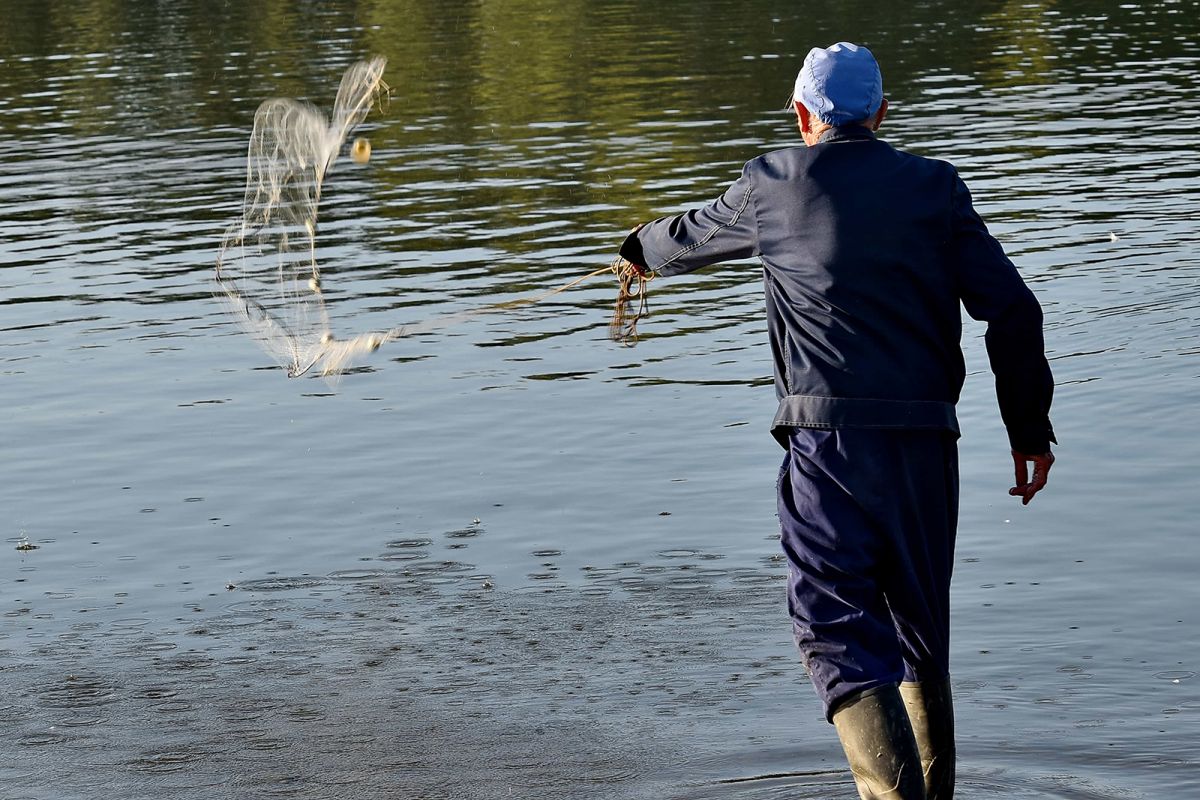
[4,564,1190,799]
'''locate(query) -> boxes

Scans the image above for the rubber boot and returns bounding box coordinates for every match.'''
[831,684,926,800]
[900,678,955,800]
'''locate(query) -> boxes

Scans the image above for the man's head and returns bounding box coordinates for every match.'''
[791,42,887,145]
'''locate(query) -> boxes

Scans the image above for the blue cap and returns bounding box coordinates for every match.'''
[794,42,883,126]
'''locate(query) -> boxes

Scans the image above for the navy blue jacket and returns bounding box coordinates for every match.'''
[621,126,1055,453]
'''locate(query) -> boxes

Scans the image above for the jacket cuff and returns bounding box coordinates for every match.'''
[1008,424,1057,455]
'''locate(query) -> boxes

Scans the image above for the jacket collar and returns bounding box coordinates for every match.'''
[817,125,877,144]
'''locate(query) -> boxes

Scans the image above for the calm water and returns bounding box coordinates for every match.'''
[2,1,1199,797]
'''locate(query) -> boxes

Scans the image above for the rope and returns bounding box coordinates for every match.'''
[484,263,614,312]
[295,257,651,378]
[609,256,653,345]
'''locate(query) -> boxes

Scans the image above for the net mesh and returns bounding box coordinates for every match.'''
[215,57,390,378]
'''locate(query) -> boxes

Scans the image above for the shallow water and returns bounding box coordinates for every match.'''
[2,1,1199,797]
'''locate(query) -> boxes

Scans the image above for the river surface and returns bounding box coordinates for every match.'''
[2,1,1199,798]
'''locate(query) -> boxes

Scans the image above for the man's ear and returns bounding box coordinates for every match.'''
[872,98,889,131]
[795,101,812,134]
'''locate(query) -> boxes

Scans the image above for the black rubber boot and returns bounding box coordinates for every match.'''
[899,678,955,799]
[831,684,926,800]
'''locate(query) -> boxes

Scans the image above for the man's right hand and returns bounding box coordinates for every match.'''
[623,223,650,276]
[1009,449,1054,505]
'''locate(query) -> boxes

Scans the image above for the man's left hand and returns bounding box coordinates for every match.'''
[1009,449,1054,505]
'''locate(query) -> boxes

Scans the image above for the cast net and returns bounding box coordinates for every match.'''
[215,56,392,377]
[216,56,651,379]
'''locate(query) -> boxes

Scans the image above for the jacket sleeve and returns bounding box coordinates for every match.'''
[619,162,759,277]
[951,174,1057,454]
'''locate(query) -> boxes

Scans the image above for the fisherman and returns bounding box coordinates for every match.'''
[617,42,1055,800]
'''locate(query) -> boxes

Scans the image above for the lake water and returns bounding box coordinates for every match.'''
[2,1,1198,797]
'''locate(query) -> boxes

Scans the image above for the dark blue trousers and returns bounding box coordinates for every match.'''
[777,427,959,721]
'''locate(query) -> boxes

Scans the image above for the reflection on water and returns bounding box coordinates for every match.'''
[2,0,1199,797]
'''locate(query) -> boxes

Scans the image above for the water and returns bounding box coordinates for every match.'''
[2,0,1199,797]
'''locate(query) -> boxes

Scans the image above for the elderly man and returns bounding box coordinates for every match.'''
[618,42,1056,800]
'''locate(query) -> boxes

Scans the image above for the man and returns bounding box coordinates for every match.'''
[617,42,1055,800]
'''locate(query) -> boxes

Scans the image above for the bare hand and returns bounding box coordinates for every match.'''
[1009,450,1054,505]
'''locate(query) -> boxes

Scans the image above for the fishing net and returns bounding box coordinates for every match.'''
[215,56,391,378]
[216,56,652,379]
